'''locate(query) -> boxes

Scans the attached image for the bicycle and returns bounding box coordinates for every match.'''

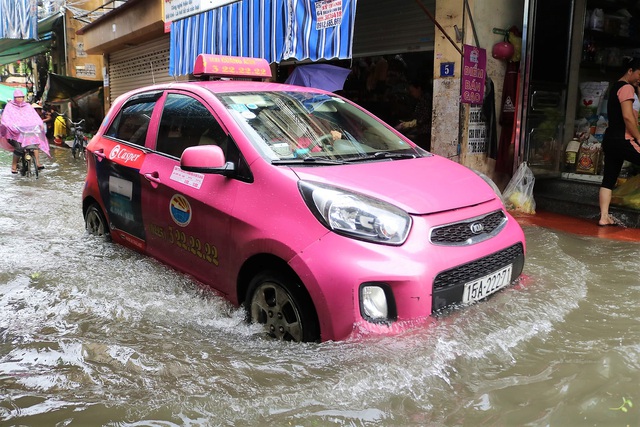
[69,118,87,160]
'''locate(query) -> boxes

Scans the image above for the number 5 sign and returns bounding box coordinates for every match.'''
[440,62,455,77]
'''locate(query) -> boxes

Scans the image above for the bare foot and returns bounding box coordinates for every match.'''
[598,215,617,226]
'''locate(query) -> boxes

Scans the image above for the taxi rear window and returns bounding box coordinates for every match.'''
[107,92,161,146]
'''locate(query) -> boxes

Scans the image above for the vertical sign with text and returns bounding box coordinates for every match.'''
[467,105,487,154]
[461,44,486,105]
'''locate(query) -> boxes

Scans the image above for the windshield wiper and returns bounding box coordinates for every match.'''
[343,152,418,162]
[272,157,346,165]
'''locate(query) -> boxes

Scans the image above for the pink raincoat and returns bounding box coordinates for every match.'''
[0,96,50,156]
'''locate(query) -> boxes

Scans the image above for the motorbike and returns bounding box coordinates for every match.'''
[14,143,41,178]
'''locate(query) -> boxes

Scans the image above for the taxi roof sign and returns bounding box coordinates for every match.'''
[193,54,272,80]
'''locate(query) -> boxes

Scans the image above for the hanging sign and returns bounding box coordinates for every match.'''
[164,0,239,23]
[461,44,486,105]
[315,0,343,30]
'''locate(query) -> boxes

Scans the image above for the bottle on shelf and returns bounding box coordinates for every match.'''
[565,137,581,172]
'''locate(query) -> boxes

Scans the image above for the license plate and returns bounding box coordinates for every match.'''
[462,264,513,304]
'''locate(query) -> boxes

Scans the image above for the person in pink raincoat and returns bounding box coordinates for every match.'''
[0,89,49,173]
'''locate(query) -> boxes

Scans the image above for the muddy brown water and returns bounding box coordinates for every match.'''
[1,148,639,426]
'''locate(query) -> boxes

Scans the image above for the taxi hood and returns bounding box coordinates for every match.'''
[292,156,498,215]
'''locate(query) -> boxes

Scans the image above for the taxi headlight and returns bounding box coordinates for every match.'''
[360,285,389,320]
[299,181,411,245]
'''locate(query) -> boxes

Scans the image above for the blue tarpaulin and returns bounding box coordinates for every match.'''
[0,0,37,39]
[169,0,357,76]
[283,0,356,63]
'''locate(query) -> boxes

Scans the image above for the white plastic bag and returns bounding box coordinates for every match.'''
[502,162,536,214]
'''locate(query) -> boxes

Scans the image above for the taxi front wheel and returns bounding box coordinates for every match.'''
[85,203,110,240]
[246,271,320,343]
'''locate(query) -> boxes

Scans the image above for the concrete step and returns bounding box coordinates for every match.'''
[532,177,640,228]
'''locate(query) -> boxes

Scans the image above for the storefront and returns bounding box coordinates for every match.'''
[168,0,359,74]
[281,0,435,145]
[518,0,640,224]
[107,35,173,101]
[79,0,525,194]
[77,0,171,110]
[169,0,436,148]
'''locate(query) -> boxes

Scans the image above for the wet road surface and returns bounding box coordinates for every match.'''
[1,147,640,426]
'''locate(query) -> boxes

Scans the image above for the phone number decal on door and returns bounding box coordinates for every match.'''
[148,223,219,266]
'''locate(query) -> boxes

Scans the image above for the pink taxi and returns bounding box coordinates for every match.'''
[82,55,525,342]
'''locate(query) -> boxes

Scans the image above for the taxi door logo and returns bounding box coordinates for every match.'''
[170,194,192,227]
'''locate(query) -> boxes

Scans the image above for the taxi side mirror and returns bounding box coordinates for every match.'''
[180,145,236,176]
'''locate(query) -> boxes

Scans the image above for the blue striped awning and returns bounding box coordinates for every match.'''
[169,0,285,76]
[169,0,357,76]
[0,0,37,40]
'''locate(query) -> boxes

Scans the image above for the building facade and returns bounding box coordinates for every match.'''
[76,0,523,178]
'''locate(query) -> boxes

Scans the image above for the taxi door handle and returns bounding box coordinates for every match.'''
[144,172,161,188]
[94,148,106,161]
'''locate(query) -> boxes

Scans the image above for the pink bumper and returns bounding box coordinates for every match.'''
[288,205,526,341]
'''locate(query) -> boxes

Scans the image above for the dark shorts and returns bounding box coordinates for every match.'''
[601,137,640,189]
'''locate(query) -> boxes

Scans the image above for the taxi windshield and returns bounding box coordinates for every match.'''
[215,91,424,162]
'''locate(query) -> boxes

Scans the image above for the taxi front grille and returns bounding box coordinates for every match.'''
[431,243,525,313]
[433,243,524,291]
[430,210,507,246]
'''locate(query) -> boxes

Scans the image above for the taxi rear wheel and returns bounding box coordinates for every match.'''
[246,271,320,343]
[85,203,110,239]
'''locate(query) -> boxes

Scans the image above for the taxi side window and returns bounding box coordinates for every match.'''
[156,93,227,158]
[106,97,157,146]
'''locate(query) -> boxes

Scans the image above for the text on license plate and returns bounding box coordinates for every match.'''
[462,264,513,304]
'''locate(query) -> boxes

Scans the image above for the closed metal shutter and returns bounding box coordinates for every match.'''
[107,35,173,102]
[352,0,435,56]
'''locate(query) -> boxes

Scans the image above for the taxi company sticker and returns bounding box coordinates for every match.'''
[170,165,204,189]
[108,144,144,168]
[170,194,192,227]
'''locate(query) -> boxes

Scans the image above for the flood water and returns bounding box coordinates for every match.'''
[1,147,640,426]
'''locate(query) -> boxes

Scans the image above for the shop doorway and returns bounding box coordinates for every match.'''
[518,0,574,176]
[277,52,434,150]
